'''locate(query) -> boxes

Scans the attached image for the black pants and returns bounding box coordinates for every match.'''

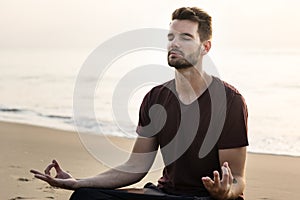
[69,183,213,200]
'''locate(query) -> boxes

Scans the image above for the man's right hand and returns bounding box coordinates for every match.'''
[30,159,78,190]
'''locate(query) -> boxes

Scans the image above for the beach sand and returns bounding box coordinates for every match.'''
[1,121,299,200]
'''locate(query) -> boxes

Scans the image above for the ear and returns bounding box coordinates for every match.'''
[201,40,211,55]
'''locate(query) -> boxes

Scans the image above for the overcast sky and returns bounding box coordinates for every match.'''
[1,0,300,50]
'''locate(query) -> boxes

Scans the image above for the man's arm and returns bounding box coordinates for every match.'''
[202,147,247,200]
[30,136,158,190]
[76,136,158,189]
[219,147,246,199]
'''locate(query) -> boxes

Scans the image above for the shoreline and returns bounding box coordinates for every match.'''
[1,119,299,158]
[1,121,300,199]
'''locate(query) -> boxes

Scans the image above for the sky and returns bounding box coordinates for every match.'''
[1,0,300,50]
[1,0,300,156]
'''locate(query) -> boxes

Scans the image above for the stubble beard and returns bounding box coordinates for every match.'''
[168,47,201,69]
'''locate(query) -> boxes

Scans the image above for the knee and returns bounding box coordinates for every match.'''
[69,188,112,200]
[69,188,93,200]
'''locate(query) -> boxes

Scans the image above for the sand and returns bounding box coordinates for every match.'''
[1,121,300,200]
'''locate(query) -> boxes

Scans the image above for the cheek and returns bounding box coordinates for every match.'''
[190,44,202,52]
[167,43,171,50]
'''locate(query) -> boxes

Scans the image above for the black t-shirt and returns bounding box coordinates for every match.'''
[136,76,248,197]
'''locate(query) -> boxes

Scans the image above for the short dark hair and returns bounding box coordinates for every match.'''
[172,7,212,42]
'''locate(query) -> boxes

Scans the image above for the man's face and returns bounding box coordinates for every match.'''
[167,19,202,69]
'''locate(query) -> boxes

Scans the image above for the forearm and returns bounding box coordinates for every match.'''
[74,164,146,189]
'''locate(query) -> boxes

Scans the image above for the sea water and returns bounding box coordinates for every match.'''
[0,48,299,157]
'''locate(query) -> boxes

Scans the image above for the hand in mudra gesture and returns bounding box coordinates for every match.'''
[30,159,78,190]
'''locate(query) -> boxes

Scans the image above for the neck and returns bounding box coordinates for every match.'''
[175,66,212,105]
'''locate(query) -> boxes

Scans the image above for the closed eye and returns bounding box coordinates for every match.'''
[167,33,174,41]
[181,33,193,40]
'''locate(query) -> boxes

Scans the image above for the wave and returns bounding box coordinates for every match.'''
[40,114,72,120]
[0,108,23,112]
[1,105,299,157]
[0,106,72,121]
[0,105,135,137]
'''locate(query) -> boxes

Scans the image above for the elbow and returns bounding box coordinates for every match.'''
[129,171,148,184]
[125,164,149,183]
[115,161,150,184]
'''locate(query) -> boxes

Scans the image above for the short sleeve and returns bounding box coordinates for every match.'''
[217,94,249,149]
[136,91,153,137]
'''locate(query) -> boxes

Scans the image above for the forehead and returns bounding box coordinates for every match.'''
[169,19,199,36]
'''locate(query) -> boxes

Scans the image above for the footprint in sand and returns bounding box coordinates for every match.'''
[17,177,30,182]
[9,196,55,200]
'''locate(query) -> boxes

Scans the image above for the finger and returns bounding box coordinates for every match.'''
[221,166,229,186]
[30,169,45,176]
[202,176,214,184]
[225,163,233,185]
[222,162,233,184]
[223,161,228,167]
[213,170,221,187]
[202,176,214,190]
[34,173,52,182]
[44,163,55,175]
[52,159,62,172]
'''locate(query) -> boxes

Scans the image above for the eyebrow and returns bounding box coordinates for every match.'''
[181,33,194,38]
[167,32,194,38]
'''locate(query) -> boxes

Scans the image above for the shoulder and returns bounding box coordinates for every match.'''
[211,77,247,114]
[144,79,175,99]
[139,79,175,108]
[212,76,246,102]
[151,79,174,92]
[212,76,242,96]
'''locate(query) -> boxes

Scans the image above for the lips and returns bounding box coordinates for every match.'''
[168,50,183,58]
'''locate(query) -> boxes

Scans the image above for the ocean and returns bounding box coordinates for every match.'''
[0,48,299,157]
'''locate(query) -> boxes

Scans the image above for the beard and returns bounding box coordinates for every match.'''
[168,47,201,69]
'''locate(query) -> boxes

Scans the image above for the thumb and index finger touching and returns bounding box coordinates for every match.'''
[44,159,63,175]
[52,159,63,172]
[30,159,62,176]
[221,162,233,185]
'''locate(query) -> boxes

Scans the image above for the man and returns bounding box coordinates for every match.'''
[30,7,248,200]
